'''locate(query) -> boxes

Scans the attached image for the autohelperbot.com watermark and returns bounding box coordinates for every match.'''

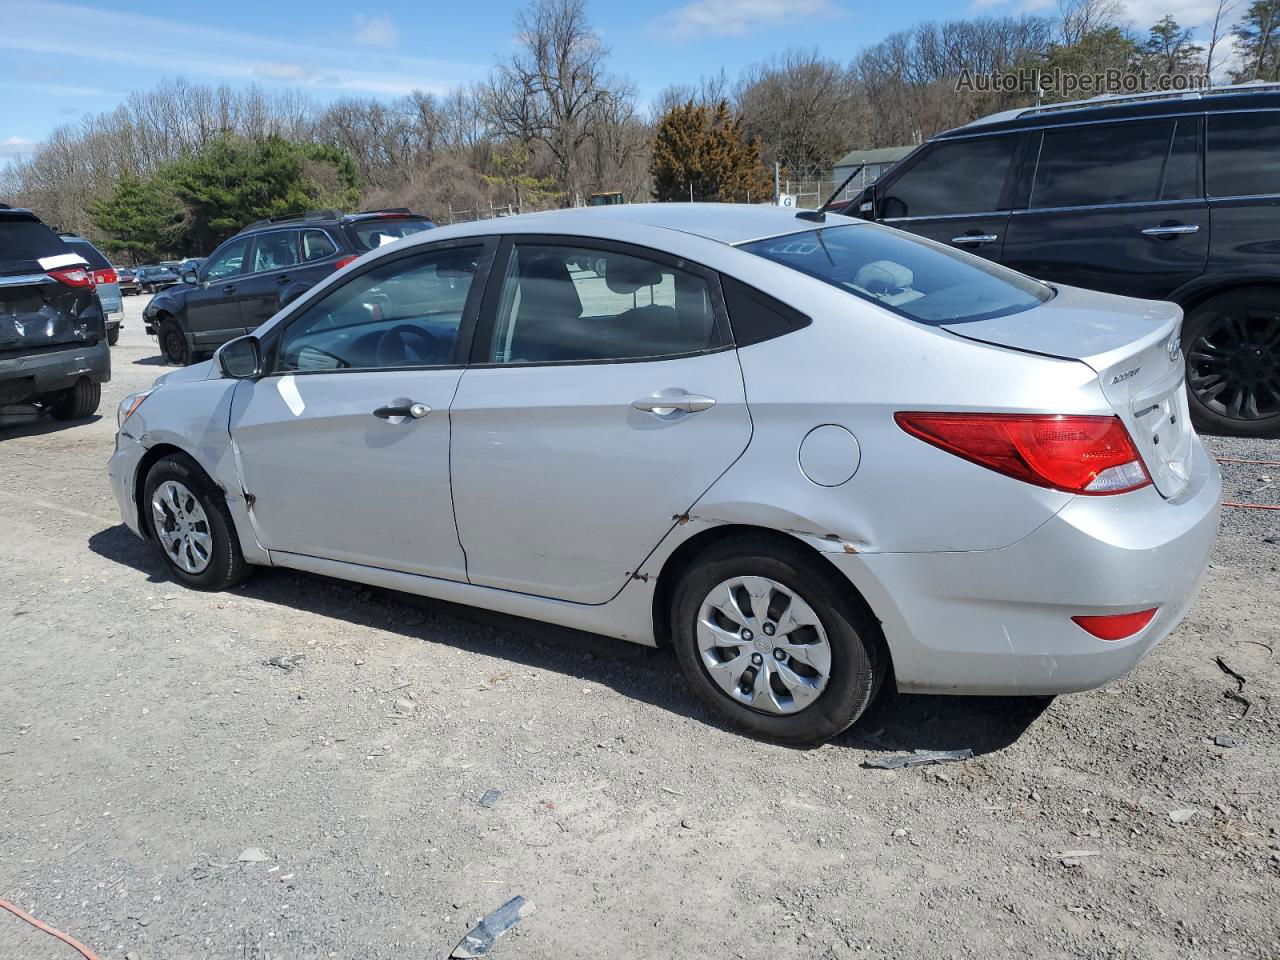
[955,67,1211,97]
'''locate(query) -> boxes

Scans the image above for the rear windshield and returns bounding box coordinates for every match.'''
[347,218,433,252]
[61,237,111,270]
[739,224,1050,325]
[0,216,71,266]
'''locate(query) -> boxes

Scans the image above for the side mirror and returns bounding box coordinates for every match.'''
[218,335,262,379]
[182,269,198,284]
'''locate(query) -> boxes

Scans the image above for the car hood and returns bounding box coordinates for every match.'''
[154,359,216,387]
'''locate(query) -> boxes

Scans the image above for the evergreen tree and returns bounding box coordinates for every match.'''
[1233,0,1280,81]
[651,101,772,203]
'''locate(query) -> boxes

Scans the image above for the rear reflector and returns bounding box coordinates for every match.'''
[334,255,358,270]
[47,266,93,287]
[92,268,117,285]
[1071,608,1158,641]
[894,412,1151,495]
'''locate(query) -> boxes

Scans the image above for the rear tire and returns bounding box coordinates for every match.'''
[1183,288,1280,438]
[107,326,120,346]
[160,318,190,365]
[48,378,100,420]
[143,454,249,591]
[671,534,882,746]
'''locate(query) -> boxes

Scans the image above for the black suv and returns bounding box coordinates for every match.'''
[848,83,1280,437]
[145,208,434,365]
[0,205,110,422]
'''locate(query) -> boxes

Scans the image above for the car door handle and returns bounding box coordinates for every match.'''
[1141,224,1200,237]
[276,274,289,285]
[631,393,716,414]
[951,234,999,245]
[373,402,431,420]
[223,284,237,294]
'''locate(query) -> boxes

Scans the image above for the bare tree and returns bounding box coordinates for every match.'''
[1205,0,1238,79]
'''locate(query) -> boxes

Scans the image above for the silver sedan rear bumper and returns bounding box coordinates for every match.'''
[828,437,1221,696]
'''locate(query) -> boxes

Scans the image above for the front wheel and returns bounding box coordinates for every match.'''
[160,319,190,365]
[671,535,882,746]
[143,454,249,590]
[1183,288,1280,437]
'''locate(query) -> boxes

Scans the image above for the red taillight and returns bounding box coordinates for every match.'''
[47,266,93,287]
[895,412,1150,495]
[334,255,358,270]
[1072,608,1158,641]
[92,268,117,285]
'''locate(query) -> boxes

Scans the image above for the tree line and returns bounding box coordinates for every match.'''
[3,0,1277,261]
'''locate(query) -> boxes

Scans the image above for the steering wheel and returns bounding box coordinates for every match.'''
[374,324,441,367]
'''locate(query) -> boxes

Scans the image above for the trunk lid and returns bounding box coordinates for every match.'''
[942,283,1194,499]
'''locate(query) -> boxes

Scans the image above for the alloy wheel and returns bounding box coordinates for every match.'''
[151,480,213,574]
[696,575,832,715]
[1188,308,1280,421]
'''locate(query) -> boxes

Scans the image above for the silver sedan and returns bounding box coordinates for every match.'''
[108,204,1220,744]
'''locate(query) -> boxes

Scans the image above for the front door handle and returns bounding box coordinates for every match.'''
[223,284,237,294]
[1141,223,1200,237]
[631,393,716,415]
[373,401,431,420]
[951,233,999,245]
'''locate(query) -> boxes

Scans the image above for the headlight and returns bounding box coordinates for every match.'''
[117,390,153,427]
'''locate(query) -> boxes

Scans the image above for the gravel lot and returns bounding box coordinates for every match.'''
[2,296,1278,960]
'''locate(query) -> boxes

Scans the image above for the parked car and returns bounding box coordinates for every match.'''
[144,208,434,365]
[58,233,123,345]
[109,204,1219,745]
[117,267,140,296]
[841,82,1280,438]
[1,205,110,420]
[135,265,181,296]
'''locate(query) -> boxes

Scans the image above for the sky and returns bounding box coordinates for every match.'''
[0,0,1230,161]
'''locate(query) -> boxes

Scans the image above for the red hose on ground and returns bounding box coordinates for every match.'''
[0,898,101,960]
[1222,501,1280,511]
[1216,457,1280,466]
[1215,458,1280,509]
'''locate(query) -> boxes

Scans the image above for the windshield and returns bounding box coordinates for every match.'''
[739,224,1050,325]
[0,217,71,268]
[347,218,433,252]
[62,237,111,270]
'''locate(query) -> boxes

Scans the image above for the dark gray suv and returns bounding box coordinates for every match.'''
[145,208,434,365]
[849,82,1280,438]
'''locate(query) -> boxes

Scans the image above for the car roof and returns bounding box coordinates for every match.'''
[940,83,1280,140]
[423,203,843,247]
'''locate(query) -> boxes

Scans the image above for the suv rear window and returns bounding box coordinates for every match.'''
[0,216,71,267]
[60,236,111,270]
[346,218,433,252]
[740,224,1051,325]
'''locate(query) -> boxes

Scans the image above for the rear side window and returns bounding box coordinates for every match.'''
[301,229,338,261]
[1208,111,1280,198]
[1029,120,1175,208]
[0,217,71,265]
[740,224,1050,325]
[252,231,299,272]
[347,218,434,252]
[486,244,720,364]
[1161,118,1202,200]
[720,276,811,347]
[878,137,1017,219]
[61,237,111,269]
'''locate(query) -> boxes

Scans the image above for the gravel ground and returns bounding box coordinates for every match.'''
[2,298,1277,960]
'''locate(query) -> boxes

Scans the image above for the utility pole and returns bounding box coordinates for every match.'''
[689,182,694,203]
[774,162,781,205]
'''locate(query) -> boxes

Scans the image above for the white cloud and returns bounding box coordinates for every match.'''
[665,0,839,37]
[0,136,37,157]
[0,1,479,98]
[354,13,398,48]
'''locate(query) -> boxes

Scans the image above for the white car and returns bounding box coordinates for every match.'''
[109,204,1220,744]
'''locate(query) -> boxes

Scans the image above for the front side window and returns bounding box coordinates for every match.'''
[740,224,1050,325]
[1208,111,1280,198]
[1029,120,1176,209]
[486,244,719,364]
[202,237,249,283]
[252,231,299,273]
[273,246,481,372]
[878,137,1017,219]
